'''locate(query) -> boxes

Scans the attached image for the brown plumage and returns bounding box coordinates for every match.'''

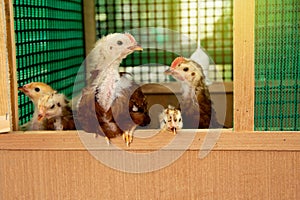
[164,57,224,128]
[37,93,76,130]
[78,74,150,134]
[76,33,150,145]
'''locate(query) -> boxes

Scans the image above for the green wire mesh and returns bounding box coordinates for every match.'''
[95,0,233,82]
[255,0,299,131]
[15,0,85,125]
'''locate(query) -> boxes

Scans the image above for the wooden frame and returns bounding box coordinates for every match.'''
[0,0,299,144]
[0,0,299,198]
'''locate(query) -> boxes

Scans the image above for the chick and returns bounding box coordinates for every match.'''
[164,57,224,128]
[77,33,150,146]
[18,82,56,130]
[159,105,183,135]
[37,93,75,130]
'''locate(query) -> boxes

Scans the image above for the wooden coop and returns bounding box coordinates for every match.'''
[0,0,299,199]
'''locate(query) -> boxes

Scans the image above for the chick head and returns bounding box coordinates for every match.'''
[37,93,68,121]
[94,33,143,66]
[18,82,56,103]
[165,57,205,87]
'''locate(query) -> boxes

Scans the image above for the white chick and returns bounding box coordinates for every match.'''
[77,33,150,146]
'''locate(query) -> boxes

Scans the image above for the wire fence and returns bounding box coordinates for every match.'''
[95,0,233,83]
[254,0,299,131]
[15,0,85,125]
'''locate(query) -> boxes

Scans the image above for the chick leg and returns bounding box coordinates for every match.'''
[122,125,137,147]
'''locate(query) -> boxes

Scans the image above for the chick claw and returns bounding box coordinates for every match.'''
[105,137,110,146]
[122,131,133,147]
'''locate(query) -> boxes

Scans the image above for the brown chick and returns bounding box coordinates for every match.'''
[18,82,56,130]
[164,57,224,128]
[77,33,150,146]
[37,93,75,130]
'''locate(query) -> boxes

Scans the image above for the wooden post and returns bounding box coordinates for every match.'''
[233,0,255,131]
[82,0,96,81]
[0,0,9,117]
[4,0,18,130]
[83,0,96,56]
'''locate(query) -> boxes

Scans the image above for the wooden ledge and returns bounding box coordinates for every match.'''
[141,81,233,94]
[0,130,299,151]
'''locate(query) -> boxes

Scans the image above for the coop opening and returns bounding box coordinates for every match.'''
[10,0,298,133]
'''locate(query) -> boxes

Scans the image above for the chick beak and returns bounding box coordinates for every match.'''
[18,85,27,93]
[37,113,44,121]
[170,127,177,135]
[37,108,46,121]
[164,68,173,75]
[129,44,143,51]
[18,87,24,92]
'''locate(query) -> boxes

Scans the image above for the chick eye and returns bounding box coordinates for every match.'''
[117,40,123,45]
[183,67,189,72]
[50,105,55,109]
[34,87,40,92]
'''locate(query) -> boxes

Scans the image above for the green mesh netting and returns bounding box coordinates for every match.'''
[15,0,85,125]
[95,0,233,82]
[255,0,300,131]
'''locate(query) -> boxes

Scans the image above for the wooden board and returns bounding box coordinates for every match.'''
[233,0,255,131]
[0,149,299,199]
[0,131,299,151]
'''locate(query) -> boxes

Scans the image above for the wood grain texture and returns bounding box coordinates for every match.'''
[0,150,299,199]
[4,0,18,130]
[0,0,9,117]
[0,131,299,151]
[233,0,255,131]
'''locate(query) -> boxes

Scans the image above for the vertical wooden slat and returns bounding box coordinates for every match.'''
[4,0,18,130]
[0,0,9,116]
[83,0,96,56]
[233,0,255,131]
[83,0,96,81]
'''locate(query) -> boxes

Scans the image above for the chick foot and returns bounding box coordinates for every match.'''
[122,125,137,147]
